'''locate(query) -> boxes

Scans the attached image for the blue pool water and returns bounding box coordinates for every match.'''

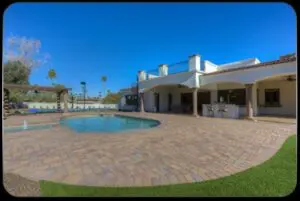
[60,115,160,133]
[4,124,54,133]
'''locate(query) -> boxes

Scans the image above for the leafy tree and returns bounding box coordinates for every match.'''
[102,92,121,104]
[4,61,30,85]
[4,61,31,102]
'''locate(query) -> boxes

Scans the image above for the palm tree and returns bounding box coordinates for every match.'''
[47,68,56,85]
[101,76,107,97]
[107,89,111,95]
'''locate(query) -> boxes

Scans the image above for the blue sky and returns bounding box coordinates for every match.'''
[3,3,296,96]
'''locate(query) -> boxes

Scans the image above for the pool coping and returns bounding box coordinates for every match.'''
[59,113,162,134]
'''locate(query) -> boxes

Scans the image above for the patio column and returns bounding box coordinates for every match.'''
[4,88,10,118]
[63,91,69,113]
[56,91,61,112]
[252,83,258,116]
[245,84,254,119]
[193,88,199,117]
[139,92,145,112]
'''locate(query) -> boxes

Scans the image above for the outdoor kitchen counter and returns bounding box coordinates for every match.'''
[202,104,240,119]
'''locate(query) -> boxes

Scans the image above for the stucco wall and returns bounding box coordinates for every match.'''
[257,80,296,116]
[139,71,195,91]
[203,60,218,73]
[143,86,194,112]
[201,61,296,85]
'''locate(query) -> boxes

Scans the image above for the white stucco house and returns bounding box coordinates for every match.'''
[137,53,296,118]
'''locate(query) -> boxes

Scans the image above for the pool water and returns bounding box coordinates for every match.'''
[60,115,160,133]
[4,124,54,133]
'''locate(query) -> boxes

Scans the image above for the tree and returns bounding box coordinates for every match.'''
[101,76,107,97]
[102,92,121,104]
[3,34,51,70]
[4,61,31,103]
[4,61,30,85]
[107,89,111,94]
[47,68,57,85]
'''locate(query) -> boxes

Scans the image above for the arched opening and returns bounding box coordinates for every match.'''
[255,74,296,117]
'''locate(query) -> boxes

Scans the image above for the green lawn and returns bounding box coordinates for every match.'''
[40,135,296,197]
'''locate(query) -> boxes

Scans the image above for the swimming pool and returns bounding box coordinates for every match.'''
[60,115,160,133]
[4,124,54,133]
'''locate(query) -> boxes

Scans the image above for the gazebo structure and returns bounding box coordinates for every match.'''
[3,84,71,118]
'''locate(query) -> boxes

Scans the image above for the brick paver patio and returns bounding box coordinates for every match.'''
[3,112,296,188]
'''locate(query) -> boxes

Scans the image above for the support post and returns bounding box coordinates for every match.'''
[4,89,10,118]
[56,91,61,112]
[245,84,254,119]
[63,91,69,113]
[139,92,145,113]
[193,88,199,117]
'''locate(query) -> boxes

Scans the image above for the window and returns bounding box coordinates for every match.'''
[125,95,137,105]
[217,89,246,105]
[265,89,280,106]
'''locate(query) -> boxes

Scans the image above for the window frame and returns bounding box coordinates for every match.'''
[264,88,281,107]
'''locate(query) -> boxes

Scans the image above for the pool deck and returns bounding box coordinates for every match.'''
[3,112,296,195]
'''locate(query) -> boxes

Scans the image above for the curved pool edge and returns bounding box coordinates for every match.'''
[58,112,162,134]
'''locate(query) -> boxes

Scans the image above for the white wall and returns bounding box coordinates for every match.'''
[203,60,218,73]
[144,90,155,112]
[257,80,296,116]
[210,90,218,103]
[201,61,296,85]
[139,71,195,91]
[143,86,194,112]
[218,58,260,70]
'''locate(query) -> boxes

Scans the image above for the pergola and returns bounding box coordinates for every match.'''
[3,84,71,118]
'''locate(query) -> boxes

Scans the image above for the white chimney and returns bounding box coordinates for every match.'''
[158,64,168,76]
[138,71,147,81]
[188,54,201,72]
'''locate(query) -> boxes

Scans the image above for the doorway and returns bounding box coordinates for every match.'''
[198,91,211,115]
[168,93,172,112]
[154,93,160,112]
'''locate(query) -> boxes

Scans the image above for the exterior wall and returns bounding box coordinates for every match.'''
[143,87,169,112]
[144,90,155,112]
[201,61,296,85]
[203,60,218,73]
[257,80,296,116]
[143,86,194,112]
[210,90,218,103]
[139,71,195,91]
[218,58,260,70]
